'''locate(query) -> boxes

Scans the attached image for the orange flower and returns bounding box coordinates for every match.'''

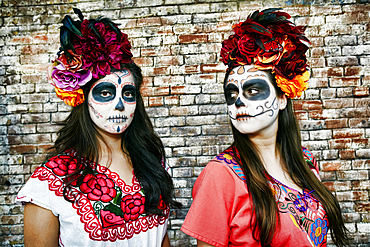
[57,50,84,73]
[55,87,85,107]
[275,71,309,98]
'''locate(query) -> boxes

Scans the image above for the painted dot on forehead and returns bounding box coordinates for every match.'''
[237,66,245,75]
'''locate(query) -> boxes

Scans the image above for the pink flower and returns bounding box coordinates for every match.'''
[50,63,92,91]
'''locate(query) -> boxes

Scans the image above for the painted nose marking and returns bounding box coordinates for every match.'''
[235,97,245,107]
[115,98,125,111]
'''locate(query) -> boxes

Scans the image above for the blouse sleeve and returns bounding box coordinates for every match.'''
[16,169,58,217]
[181,160,247,247]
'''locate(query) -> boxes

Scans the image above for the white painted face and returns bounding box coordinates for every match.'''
[88,69,136,134]
[224,65,283,135]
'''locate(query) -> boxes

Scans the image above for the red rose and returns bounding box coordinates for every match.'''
[238,34,262,64]
[220,35,238,66]
[79,174,116,202]
[121,192,145,221]
[46,155,80,177]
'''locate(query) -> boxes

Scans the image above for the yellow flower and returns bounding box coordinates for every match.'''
[55,87,85,107]
[275,71,309,98]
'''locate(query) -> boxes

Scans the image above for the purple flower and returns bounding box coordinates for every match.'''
[50,63,92,91]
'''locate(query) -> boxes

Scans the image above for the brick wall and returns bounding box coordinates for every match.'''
[1,0,370,246]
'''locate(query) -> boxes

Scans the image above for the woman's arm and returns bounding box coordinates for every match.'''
[197,239,215,247]
[161,232,170,247]
[24,202,60,247]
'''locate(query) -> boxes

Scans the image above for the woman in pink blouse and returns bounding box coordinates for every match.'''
[181,8,348,247]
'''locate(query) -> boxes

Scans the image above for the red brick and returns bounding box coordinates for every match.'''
[294,100,322,110]
[157,56,182,66]
[352,180,370,190]
[325,119,347,129]
[132,57,153,66]
[9,145,37,154]
[293,110,308,120]
[149,97,164,107]
[179,34,207,44]
[322,181,351,192]
[200,64,226,73]
[184,65,200,74]
[171,86,187,95]
[349,118,370,128]
[339,150,355,159]
[355,98,370,108]
[307,57,325,67]
[38,144,54,153]
[323,98,353,109]
[164,96,179,105]
[336,191,368,201]
[329,138,352,149]
[355,202,370,212]
[352,139,370,149]
[140,86,170,97]
[330,77,361,87]
[141,47,171,57]
[321,160,351,171]
[153,67,170,75]
[354,86,370,97]
[137,17,161,27]
[345,66,363,76]
[333,129,364,139]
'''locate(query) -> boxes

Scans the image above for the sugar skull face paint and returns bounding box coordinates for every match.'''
[224,65,281,135]
[88,69,136,134]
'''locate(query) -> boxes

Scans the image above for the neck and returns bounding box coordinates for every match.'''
[96,129,125,155]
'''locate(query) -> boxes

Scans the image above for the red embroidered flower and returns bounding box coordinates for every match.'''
[158,196,167,210]
[79,174,117,202]
[45,155,80,177]
[121,192,145,221]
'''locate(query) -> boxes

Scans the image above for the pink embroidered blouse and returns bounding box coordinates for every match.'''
[181,146,328,247]
[16,149,169,246]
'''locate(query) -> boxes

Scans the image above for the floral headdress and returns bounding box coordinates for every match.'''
[221,8,310,98]
[47,8,133,107]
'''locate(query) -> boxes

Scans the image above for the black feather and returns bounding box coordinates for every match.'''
[261,8,282,15]
[60,26,76,57]
[61,15,83,37]
[249,10,260,21]
[73,8,84,22]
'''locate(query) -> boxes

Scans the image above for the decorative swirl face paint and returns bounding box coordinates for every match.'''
[224,65,280,135]
[88,69,136,134]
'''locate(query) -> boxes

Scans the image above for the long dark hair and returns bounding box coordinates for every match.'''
[50,62,181,214]
[224,69,348,246]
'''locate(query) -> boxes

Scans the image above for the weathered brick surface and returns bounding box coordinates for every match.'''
[1,1,370,246]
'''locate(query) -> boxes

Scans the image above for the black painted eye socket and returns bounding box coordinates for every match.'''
[242,79,270,101]
[92,82,116,102]
[225,83,239,105]
[122,84,136,102]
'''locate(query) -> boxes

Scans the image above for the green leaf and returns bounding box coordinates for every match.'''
[103,203,124,217]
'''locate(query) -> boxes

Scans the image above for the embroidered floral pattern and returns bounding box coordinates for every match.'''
[310,218,328,246]
[31,149,169,241]
[216,146,328,247]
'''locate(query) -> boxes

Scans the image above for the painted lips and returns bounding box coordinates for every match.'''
[108,115,128,123]
[236,112,252,121]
